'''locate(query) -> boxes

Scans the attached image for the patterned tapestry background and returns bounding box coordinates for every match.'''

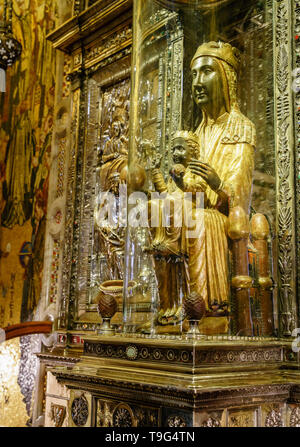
[0,0,59,426]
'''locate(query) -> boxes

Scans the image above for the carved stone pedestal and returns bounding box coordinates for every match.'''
[48,334,300,427]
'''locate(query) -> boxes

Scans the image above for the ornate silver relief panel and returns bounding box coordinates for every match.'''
[274,0,298,336]
[293,0,300,324]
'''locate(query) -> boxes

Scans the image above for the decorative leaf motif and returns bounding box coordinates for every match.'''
[277,46,288,93]
[275,0,296,335]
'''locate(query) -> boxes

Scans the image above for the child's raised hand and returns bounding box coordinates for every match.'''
[150,153,162,169]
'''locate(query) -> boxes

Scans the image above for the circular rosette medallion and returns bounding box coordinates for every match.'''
[126,345,138,360]
[112,404,136,427]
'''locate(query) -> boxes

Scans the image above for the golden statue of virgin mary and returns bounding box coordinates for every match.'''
[187,41,256,309]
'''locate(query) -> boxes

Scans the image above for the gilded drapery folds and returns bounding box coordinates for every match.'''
[188,42,255,335]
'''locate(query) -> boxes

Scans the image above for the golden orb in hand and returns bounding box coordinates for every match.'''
[120,164,146,191]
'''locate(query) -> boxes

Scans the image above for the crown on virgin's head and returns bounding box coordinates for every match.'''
[191,41,241,72]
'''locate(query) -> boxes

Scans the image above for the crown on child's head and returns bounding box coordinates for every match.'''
[172,130,199,146]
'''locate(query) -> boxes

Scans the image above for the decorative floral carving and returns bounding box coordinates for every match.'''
[230,416,251,427]
[294,0,300,329]
[265,409,283,427]
[229,411,255,427]
[71,396,89,427]
[202,417,221,427]
[198,348,281,364]
[275,0,297,336]
[83,341,283,367]
[96,399,158,427]
[133,408,146,427]
[113,405,134,427]
[84,26,132,65]
[97,401,113,427]
[290,407,300,427]
[167,415,187,427]
[59,88,80,329]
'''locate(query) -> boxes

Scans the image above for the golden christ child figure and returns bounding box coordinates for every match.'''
[148,130,207,313]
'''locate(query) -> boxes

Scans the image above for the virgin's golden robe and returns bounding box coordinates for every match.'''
[189,110,255,306]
